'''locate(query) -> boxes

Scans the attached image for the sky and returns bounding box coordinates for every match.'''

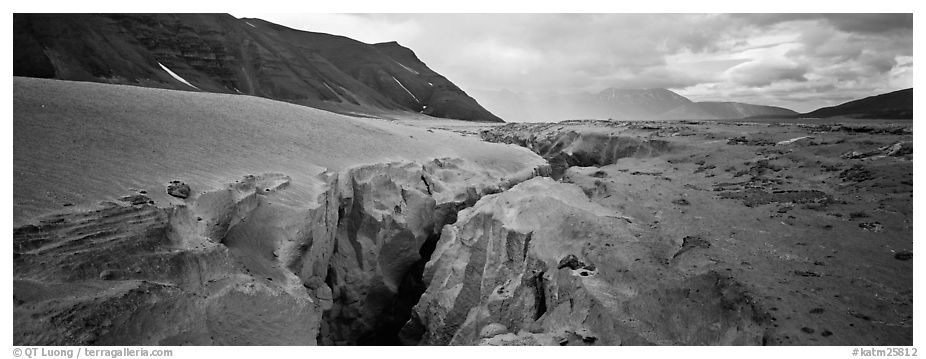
[233,13,913,112]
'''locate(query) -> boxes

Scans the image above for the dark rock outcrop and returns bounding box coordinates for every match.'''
[167,181,191,199]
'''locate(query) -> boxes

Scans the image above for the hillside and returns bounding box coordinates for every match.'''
[804,88,913,119]
[661,101,798,120]
[474,88,796,122]
[473,88,692,122]
[13,14,502,122]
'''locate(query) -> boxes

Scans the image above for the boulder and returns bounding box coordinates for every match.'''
[166,181,191,199]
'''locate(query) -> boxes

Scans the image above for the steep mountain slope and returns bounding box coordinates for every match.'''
[804,88,913,119]
[661,101,798,120]
[13,13,502,122]
[474,88,795,122]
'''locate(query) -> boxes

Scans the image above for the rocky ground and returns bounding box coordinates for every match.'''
[13,78,913,346]
[444,119,913,345]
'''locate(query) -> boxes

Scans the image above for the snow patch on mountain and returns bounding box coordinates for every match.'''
[157,62,199,90]
[394,61,420,75]
[393,76,420,103]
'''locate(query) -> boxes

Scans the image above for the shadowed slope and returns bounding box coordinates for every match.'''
[804,88,912,119]
[13,13,502,122]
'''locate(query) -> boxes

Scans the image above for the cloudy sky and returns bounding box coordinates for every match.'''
[236,13,912,112]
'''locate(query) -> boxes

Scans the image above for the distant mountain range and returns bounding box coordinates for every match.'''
[13,14,502,122]
[663,101,798,121]
[474,87,912,122]
[473,88,798,122]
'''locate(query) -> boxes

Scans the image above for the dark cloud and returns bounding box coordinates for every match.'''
[822,14,913,33]
[728,62,808,87]
[732,13,913,34]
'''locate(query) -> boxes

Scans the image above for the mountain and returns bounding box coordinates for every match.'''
[473,88,795,122]
[593,87,695,116]
[474,88,693,122]
[661,101,798,120]
[13,13,502,122]
[803,88,913,119]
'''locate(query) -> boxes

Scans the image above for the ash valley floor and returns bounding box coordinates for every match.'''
[13,78,913,346]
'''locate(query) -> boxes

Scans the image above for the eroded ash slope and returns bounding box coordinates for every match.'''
[12,78,543,345]
[14,159,548,345]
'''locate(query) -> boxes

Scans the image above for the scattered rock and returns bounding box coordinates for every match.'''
[821,330,833,337]
[673,235,711,258]
[841,150,877,159]
[120,194,151,205]
[858,222,884,232]
[694,164,716,173]
[479,323,509,338]
[727,137,774,146]
[801,327,815,334]
[848,211,869,219]
[810,308,825,314]
[776,136,814,146]
[672,198,690,206]
[167,181,191,198]
[843,142,913,159]
[719,189,831,207]
[573,328,598,344]
[894,250,912,261]
[794,270,820,277]
[557,254,596,271]
[882,141,912,157]
[99,270,116,280]
[849,311,872,321]
[839,165,873,183]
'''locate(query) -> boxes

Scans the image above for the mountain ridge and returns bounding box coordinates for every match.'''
[473,87,797,122]
[803,88,912,119]
[13,13,503,122]
[662,101,798,121]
